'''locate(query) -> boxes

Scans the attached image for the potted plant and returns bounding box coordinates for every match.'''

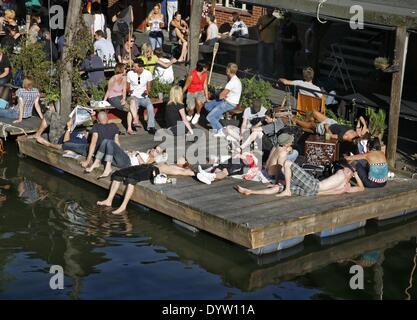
[44,86,61,113]
[374,57,390,71]
[149,79,173,102]
[240,76,273,110]
[366,107,387,143]
[89,81,107,107]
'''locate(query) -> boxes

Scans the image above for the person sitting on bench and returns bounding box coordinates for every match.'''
[236,159,364,197]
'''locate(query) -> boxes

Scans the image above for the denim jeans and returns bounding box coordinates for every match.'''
[132,96,155,129]
[0,107,18,119]
[149,35,163,50]
[287,149,299,162]
[205,99,235,132]
[95,139,131,168]
[257,42,275,77]
[62,142,88,157]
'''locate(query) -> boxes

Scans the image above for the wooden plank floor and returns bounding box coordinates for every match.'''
[16,131,417,251]
[0,117,41,138]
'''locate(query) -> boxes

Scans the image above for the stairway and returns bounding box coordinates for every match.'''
[319,28,384,89]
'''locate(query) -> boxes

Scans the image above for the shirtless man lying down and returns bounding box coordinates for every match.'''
[236,160,364,197]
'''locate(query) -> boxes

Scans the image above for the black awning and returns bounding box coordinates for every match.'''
[241,0,417,28]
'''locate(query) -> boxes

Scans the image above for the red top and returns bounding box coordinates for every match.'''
[188,70,207,93]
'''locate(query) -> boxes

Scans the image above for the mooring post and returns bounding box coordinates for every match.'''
[387,26,409,169]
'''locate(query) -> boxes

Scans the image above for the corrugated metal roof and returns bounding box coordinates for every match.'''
[242,0,417,28]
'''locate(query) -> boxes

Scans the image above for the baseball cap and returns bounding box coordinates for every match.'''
[277,133,294,146]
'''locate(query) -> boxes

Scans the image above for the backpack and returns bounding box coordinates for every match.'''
[117,20,129,36]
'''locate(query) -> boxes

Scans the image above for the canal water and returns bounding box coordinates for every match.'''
[0,141,416,300]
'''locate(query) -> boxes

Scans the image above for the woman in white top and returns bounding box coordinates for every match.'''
[154,48,176,84]
[91,2,106,38]
[147,4,165,50]
[205,14,219,46]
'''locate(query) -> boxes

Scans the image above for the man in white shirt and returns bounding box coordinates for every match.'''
[204,63,242,138]
[94,30,115,63]
[126,58,156,135]
[229,13,249,38]
[278,67,322,98]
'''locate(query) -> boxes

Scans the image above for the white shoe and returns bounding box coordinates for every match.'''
[198,165,204,173]
[186,115,193,122]
[197,172,213,185]
[213,130,226,138]
[191,113,200,125]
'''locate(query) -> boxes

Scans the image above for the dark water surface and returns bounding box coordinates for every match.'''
[0,141,416,300]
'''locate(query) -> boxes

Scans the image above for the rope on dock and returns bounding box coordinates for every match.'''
[0,122,28,141]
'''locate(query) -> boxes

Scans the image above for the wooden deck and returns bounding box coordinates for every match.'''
[16,131,417,253]
[0,117,41,139]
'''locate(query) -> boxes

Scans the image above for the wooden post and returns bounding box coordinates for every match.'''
[189,0,204,70]
[211,0,216,14]
[60,0,82,118]
[387,26,409,169]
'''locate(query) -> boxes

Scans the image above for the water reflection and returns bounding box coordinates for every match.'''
[0,143,416,299]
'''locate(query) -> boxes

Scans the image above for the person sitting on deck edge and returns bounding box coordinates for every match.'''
[80,111,120,169]
[97,160,195,214]
[0,77,43,123]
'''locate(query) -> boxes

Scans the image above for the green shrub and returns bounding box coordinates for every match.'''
[90,80,107,101]
[325,109,352,126]
[240,76,272,109]
[149,79,173,100]
[10,42,52,93]
[366,107,387,138]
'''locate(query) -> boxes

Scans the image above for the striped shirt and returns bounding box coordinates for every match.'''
[16,88,40,119]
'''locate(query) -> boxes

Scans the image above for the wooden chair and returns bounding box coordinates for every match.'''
[297,92,326,115]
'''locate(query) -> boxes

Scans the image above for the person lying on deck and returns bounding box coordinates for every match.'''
[27,105,89,157]
[0,78,43,123]
[225,108,287,153]
[236,160,364,197]
[33,118,89,156]
[97,162,195,214]
[196,152,258,185]
[294,110,367,142]
[345,137,388,189]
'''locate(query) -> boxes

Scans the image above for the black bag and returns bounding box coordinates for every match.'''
[117,20,130,36]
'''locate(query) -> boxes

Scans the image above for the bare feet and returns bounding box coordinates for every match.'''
[85,162,100,173]
[127,129,136,135]
[112,206,127,214]
[235,185,252,196]
[97,199,112,207]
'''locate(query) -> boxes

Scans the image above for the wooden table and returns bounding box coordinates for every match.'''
[218,37,258,68]
[305,135,340,166]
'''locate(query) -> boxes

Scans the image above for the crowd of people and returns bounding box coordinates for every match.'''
[0,2,391,215]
